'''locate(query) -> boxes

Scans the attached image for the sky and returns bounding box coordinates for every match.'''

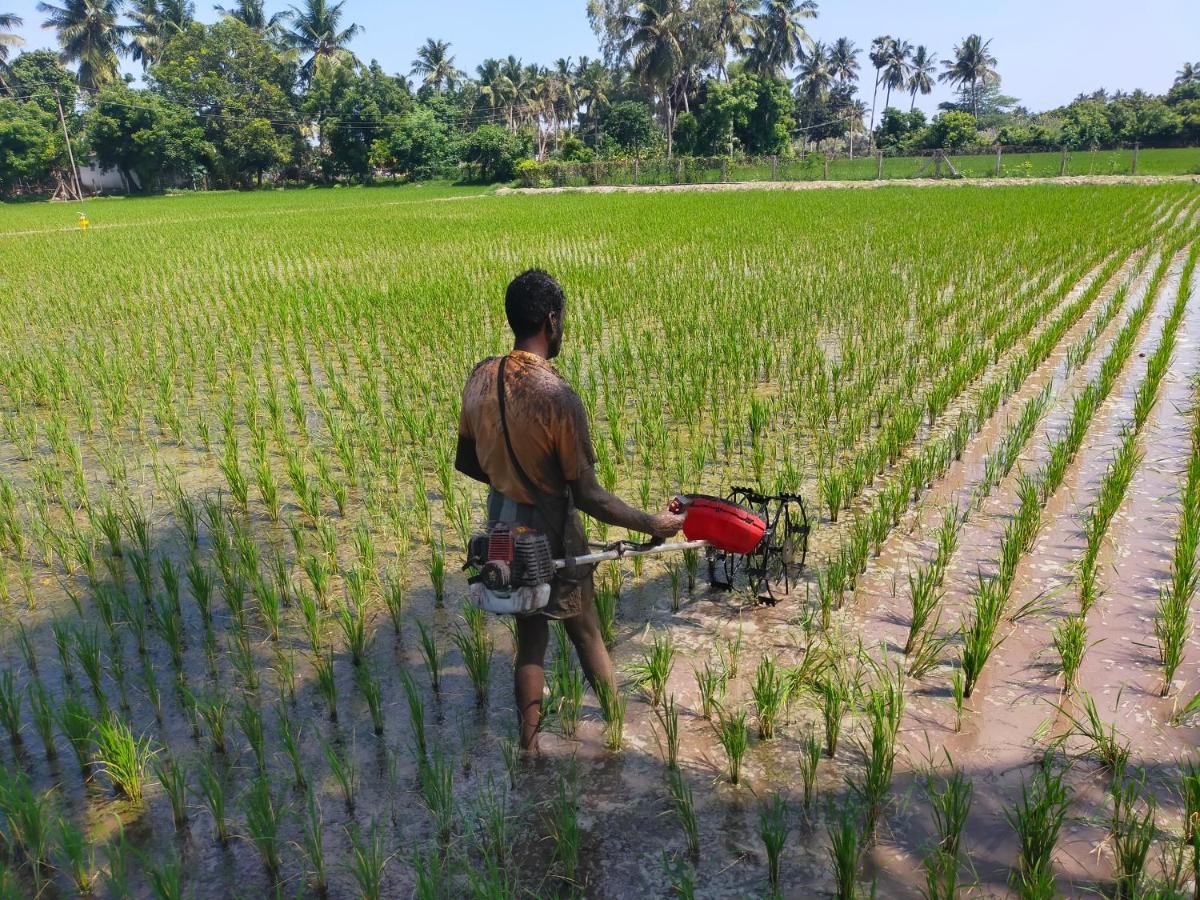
[4,0,1198,115]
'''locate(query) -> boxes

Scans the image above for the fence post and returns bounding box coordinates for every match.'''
[876,151,884,180]
[823,155,829,181]
[633,157,639,185]
[771,155,778,181]
[1132,142,1139,175]
[995,144,1002,177]
[721,158,728,183]
[1059,147,1068,177]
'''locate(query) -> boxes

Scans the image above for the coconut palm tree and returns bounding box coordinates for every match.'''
[574,56,610,143]
[551,57,576,133]
[829,36,858,84]
[796,39,830,103]
[622,0,687,156]
[906,44,935,111]
[939,34,998,119]
[881,39,911,114]
[867,35,893,147]
[1175,61,1199,86]
[709,0,755,80]
[38,0,129,91]
[129,0,193,69]
[282,0,359,81]
[745,0,816,79]
[476,57,512,127]
[214,0,280,31]
[411,38,461,94]
[0,12,23,93]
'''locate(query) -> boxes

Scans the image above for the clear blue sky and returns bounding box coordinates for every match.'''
[5,0,1198,114]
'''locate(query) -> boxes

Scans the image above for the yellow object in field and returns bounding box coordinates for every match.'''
[77,213,89,230]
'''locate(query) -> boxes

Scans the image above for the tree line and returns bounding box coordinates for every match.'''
[0,0,1197,196]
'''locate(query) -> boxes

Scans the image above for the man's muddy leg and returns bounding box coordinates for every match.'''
[563,600,616,700]
[514,614,550,751]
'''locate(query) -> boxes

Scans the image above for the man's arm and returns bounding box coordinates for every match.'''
[455,435,489,485]
[571,464,684,540]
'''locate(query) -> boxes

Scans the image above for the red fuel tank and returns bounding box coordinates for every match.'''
[675,495,767,555]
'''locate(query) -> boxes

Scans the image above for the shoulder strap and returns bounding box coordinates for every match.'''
[497,355,567,543]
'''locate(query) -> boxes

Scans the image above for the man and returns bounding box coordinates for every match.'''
[456,269,685,752]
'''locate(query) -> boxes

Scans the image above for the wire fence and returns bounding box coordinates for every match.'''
[517,145,1200,189]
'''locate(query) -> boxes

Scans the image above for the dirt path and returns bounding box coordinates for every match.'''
[499,175,1200,197]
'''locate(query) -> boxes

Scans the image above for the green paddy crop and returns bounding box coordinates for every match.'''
[0,182,1195,897]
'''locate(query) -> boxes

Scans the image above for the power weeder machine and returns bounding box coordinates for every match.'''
[467,489,811,615]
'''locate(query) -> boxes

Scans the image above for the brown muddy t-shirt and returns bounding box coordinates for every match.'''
[458,350,598,618]
[458,350,597,507]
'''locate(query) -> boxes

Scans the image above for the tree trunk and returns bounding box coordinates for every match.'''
[869,71,881,150]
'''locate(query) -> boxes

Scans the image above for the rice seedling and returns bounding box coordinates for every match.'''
[665,767,700,858]
[694,660,727,720]
[236,701,267,773]
[0,768,54,889]
[959,575,1007,698]
[951,668,966,733]
[26,680,56,761]
[547,636,584,738]
[195,691,230,754]
[715,706,750,785]
[923,756,972,896]
[548,767,581,885]
[54,816,97,895]
[381,571,406,635]
[453,605,494,707]
[55,691,96,773]
[417,621,442,694]
[418,752,456,844]
[401,670,428,760]
[300,787,327,894]
[629,630,675,708]
[596,680,627,752]
[0,670,22,746]
[91,717,157,805]
[828,800,863,900]
[313,650,339,722]
[851,682,904,838]
[324,740,358,812]
[1109,768,1156,899]
[152,753,189,831]
[242,774,284,878]
[1004,753,1070,894]
[1052,615,1088,694]
[759,791,791,893]
[811,668,852,758]
[1055,691,1130,773]
[799,729,822,812]
[751,654,788,740]
[344,821,391,900]
[333,590,370,668]
[654,694,682,770]
[904,565,945,657]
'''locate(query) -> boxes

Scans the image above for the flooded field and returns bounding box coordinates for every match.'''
[0,182,1198,898]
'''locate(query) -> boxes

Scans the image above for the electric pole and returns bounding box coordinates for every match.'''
[54,87,84,202]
